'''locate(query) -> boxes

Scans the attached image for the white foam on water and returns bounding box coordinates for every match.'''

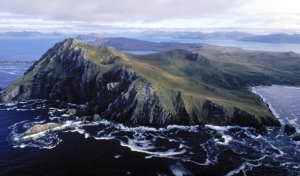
[168,138,179,142]
[49,116,60,121]
[169,162,192,176]
[166,125,199,132]
[205,124,251,132]
[114,155,122,159]
[293,165,299,169]
[84,133,90,138]
[93,136,115,140]
[21,130,50,140]
[3,96,300,175]
[7,118,73,149]
[23,120,46,129]
[16,108,36,111]
[215,135,233,145]
[226,162,247,176]
[182,158,212,166]
[226,160,263,176]
[179,144,191,149]
[7,107,17,110]
[117,123,161,132]
[206,125,230,131]
[244,130,261,139]
[5,102,18,107]
[120,138,186,158]
[286,112,300,128]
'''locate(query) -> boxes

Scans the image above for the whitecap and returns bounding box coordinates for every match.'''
[49,116,60,121]
[166,125,199,132]
[182,158,212,166]
[120,139,186,158]
[84,133,90,138]
[215,135,233,145]
[16,108,36,111]
[93,136,115,140]
[7,107,17,110]
[169,162,192,176]
[114,155,122,159]
[226,162,247,176]
[5,102,18,107]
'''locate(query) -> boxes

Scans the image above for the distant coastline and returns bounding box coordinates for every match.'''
[1,31,300,44]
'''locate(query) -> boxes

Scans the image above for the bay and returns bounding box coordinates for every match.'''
[252,85,300,130]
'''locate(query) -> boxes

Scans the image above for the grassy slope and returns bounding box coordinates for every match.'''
[198,46,300,116]
[70,39,300,121]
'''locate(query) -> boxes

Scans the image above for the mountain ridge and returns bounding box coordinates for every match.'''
[2,38,299,132]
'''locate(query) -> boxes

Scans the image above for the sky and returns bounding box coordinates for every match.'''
[0,0,300,34]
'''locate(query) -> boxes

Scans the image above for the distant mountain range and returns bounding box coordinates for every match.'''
[1,31,300,43]
[240,33,300,43]
[139,31,253,40]
[0,31,64,37]
[137,31,300,43]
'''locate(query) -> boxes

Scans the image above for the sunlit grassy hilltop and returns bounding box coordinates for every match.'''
[2,38,300,131]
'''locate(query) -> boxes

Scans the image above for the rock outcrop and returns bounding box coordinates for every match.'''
[202,100,229,126]
[21,123,61,138]
[284,124,296,135]
[292,135,300,141]
[230,108,281,132]
[0,38,283,130]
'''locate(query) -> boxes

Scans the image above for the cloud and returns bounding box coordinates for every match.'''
[0,0,299,33]
[232,0,300,15]
[0,0,236,22]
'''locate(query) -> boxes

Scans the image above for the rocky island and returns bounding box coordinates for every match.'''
[21,123,62,138]
[1,38,300,132]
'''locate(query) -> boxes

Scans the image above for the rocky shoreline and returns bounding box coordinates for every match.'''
[252,86,300,139]
[1,38,297,134]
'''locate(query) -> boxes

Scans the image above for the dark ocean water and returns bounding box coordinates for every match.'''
[0,63,30,88]
[0,37,68,61]
[0,38,300,175]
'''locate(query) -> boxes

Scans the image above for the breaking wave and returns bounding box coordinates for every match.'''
[4,93,300,175]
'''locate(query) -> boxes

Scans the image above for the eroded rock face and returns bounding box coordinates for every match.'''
[259,116,281,127]
[21,123,61,138]
[0,39,280,131]
[231,108,267,132]
[0,39,101,103]
[293,135,300,141]
[202,100,229,126]
[284,124,296,135]
[83,68,168,127]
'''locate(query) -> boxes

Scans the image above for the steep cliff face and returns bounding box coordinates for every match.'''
[0,38,281,130]
[1,39,101,103]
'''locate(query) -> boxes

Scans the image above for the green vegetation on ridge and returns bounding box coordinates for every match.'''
[2,38,300,130]
[85,38,300,119]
